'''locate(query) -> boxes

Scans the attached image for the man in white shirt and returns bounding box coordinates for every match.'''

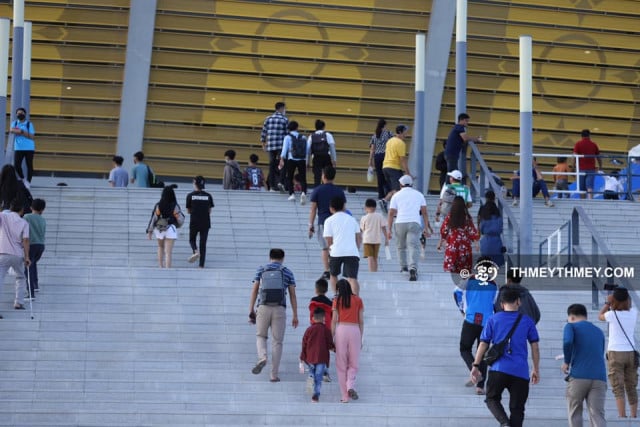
[307,119,337,187]
[323,196,361,295]
[387,175,432,281]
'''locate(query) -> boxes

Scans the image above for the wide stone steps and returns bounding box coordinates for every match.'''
[0,182,637,426]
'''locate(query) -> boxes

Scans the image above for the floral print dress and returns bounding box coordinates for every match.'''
[440,214,479,273]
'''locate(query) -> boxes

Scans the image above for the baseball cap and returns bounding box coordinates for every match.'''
[398,175,413,186]
[447,170,463,181]
[194,175,206,188]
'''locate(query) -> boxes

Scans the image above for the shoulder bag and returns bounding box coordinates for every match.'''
[484,313,523,366]
[613,310,640,369]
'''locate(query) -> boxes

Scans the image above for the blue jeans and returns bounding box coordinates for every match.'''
[511,178,550,199]
[307,363,327,396]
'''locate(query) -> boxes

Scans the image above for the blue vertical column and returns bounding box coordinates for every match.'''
[0,19,10,165]
[117,0,157,170]
[519,35,533,259]
[21,21,31,112]
[6,0,24,165]
[421,0,456,194]
[411,33,426,193]
[455,0,467,175]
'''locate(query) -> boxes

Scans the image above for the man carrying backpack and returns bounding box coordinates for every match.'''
[279,121,309,204]
[248,248,299,382]
[307,119,337,187]
[435,170,472,222]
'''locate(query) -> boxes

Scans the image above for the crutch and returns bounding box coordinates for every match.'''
[26,265,34,320]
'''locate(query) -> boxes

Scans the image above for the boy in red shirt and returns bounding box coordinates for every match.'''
[300,308,335,402]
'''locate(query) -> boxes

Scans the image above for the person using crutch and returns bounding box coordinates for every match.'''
[0,197,31,316]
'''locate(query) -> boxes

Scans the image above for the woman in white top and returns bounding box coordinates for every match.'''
[599,287,638,418]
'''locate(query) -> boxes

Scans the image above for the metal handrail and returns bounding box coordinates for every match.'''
[468,141,520,266]
[570,206,639,309]
[538,220,571,268]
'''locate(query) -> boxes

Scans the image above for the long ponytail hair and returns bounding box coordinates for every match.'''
[375,118,386,138]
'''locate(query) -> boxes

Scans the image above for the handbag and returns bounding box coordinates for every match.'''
[613,311,640,369]
[484,313,523,366]
[175,203,185,228]
[146,165,165,188]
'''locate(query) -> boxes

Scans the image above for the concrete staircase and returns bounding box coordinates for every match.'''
[0,182,638,426]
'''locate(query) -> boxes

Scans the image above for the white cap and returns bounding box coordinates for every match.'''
[398,175,413,186]
[447,170,463,181]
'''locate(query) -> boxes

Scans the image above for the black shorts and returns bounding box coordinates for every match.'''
[329,256,360,279]
[383,168,403,192]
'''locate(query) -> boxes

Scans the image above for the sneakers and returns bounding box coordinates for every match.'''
[323,372,332,382]
[512,199,519,207]
[277,183,286,194]
[400,267,409,273]
[287,194,296,201]
[188,252,200,263]
[251,359,267,375]
[299,192,307,205]
[311,394,319,403]
[544,200,554,207]
[409,269,418,281]
[321,271,330,280]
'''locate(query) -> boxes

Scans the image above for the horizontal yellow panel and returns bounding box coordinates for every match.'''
[31,117,118,137]
[31,98,120,118]
[154,15,417,49]
[32,44,126,64]
[502,0,640,15]
[157,0,428,30]
[32,81,122,100]
[470,2,638,33]
[152,51,413,83]
[31,62,124,82]
[35,154,112,174]
[159,0,430,14]
[29,0,130,8]
[152,32,414,66]
[37,136,115,156]
[32,24,127,46]
[151,69,414,102]
[26,5,128,26]
[470,20,638,51]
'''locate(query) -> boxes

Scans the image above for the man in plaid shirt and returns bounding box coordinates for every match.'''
[261,102,289,191]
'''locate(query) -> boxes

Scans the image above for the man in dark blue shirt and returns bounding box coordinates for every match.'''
[445,113,481,173]
[562,303,607,427]
[308,166,346,281]
[471,287,540,427]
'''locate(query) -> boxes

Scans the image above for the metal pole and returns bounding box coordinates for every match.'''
[455,0,467,175]
[21,21,31,112]
[519,35,533,259]
[7,0,25,166]
[0,18,10,165]
[412,32,426,193]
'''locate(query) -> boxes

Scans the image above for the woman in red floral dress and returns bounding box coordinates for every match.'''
[440,196,479,273]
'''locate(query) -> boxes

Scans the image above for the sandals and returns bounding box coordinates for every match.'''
[251,359,266,375]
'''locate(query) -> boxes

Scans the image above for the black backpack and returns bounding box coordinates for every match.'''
[310,132,330,157]
[290,133,307,159]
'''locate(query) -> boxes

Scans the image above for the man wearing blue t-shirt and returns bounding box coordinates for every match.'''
[444,113,481,173]
[453,258,498,395]
[471,287,540,427]
[562,303,607,427]
[308,166,346,281]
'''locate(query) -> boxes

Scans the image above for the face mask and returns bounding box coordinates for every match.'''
[17,113,25,120]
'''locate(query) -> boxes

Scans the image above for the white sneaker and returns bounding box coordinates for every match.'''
[288,194,296,201]
[299,192,307,205]
[512,199,519,207]
[188,252,200,263]
[544,200,554,207]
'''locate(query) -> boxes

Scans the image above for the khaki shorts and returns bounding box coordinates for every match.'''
[363,243,380,258]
